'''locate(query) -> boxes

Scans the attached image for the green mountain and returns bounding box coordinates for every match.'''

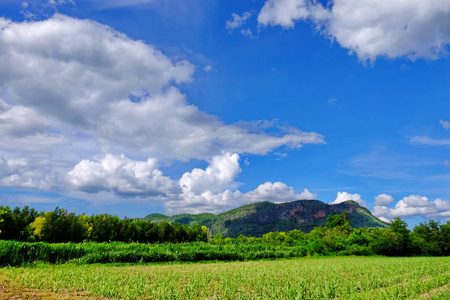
[144,200,389,237]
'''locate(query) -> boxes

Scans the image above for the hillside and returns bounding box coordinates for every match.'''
[145,200,389,237]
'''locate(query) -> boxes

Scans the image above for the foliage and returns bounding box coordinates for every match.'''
[1,206,449,262]
[0,240,307,266]
[2,257,450,299]
[0,206,207,244]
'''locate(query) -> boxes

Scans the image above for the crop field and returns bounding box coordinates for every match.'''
[0,256,449,299]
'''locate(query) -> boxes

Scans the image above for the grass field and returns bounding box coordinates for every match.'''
[0,256,449,299]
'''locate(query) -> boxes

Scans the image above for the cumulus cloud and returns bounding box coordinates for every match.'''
[165,190,243,215]
[0,15,323,163]
[165,153,317,214]
[67,154,179,196]
[179,153,241,194]
[258,0,450,61]
[100,89,324,160]
[0,99,68,152]
[243,182,314,203]
[374,193,394,206]
[226,12,252,31]
[0,14,193,127]
[0,15,324,214]
[440,120,450,130]
[332,191,366,207]
[373,195,450,220]
[258,0,313,28]
[0,156,59,190]
[298,188,317,200]
[165,183,316,215]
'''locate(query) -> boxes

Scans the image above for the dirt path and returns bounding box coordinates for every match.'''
[416,284,450,300]
[0,278,110,300]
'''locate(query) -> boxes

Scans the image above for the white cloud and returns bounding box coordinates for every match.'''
[410,136,450,146]
[0,156,59,190]
[0,14,193,126]
[165,183,316,215]
[243,182,314,203]
[374,193,394,206]
[165,190,242,215]
[258,0,450,61]
[440,120,450,130]
[179,152,241,194]
[258,0,317,28]
[164,153,316,214]
[203,65,213,72]
[67,154,179,196]
[332,191,366,207]
[0,15,325,214]
[298,188,317,200]
[378,216,391,223]
[0,15,324,163]
[99,89,324,160]
[373,194,450,220]
[226,12,252,31]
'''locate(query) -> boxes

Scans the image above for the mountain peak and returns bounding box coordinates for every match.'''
[145,199,389,237]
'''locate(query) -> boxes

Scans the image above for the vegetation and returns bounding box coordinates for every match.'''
[1,205,450,299]
[1,256,449,299]
[145,200,390,237]
[0,206,208,244]
[0,211,449,267]
[0,241,311,266]
[0,204,449,269]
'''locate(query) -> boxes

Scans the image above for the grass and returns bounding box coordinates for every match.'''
[0,256,449,299]
[0,240,311,266]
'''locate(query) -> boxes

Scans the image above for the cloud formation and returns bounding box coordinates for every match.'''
[0,156,59,190]
[0,14,324,166]
[373,195,450,221]
[165,153,317,214]
[258,0,312,28]
[226,12,252,31]
[332,191,366,207]
[258,0,450,61]
[179,153,241,194]
[165,182,316,215]
[374,193,394,206]
[67,154,180,196]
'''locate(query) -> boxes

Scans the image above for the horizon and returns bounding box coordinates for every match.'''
[0,0,449,228]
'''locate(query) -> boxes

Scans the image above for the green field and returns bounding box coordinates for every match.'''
[1,256,449,299]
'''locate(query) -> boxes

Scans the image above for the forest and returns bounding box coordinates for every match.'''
[0,205,449,267]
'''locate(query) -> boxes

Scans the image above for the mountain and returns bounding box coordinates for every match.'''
[144,200,389,237]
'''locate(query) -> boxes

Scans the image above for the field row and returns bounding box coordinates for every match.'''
[1,256,449,299]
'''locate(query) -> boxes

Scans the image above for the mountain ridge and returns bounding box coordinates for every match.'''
[145,199,389,237]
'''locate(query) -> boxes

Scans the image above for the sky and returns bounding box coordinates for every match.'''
[0,0,449,226]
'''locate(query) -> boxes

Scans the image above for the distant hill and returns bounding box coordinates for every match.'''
[145,200,389,237]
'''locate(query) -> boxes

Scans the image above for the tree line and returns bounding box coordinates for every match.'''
[0,206,449,256]
[0,206,208,243]
[214,213,450,256]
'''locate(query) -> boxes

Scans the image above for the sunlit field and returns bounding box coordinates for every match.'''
[1,256,449,299]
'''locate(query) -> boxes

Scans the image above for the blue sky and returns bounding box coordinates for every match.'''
[0,0,449,226]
